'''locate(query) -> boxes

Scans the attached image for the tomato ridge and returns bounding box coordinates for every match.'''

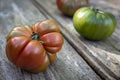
[15,39,31,65]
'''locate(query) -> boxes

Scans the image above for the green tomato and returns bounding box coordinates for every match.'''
[73,7,116,40]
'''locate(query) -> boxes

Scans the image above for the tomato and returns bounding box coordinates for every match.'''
[6,19,64,73]
[56,0,88,16]
[73,7,116,40]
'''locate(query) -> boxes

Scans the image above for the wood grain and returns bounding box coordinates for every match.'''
[34,0,120,79]
[0,0,101,80]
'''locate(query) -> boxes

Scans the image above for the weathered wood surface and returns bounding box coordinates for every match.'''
[0,0,101,80]
[33,0,120,80]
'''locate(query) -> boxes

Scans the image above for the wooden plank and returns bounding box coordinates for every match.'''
[34,0,120,79]
[0,0,101,80]
[91,0,120,10]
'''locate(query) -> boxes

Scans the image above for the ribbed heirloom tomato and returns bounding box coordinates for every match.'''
[6,19,64,73]
[73,7,116,40]
[56,0,88,16]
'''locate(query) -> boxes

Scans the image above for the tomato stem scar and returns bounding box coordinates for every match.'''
[31,32,40,40]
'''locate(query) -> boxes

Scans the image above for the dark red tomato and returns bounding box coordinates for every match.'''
[56,0,88,16]
[6,19,64,73]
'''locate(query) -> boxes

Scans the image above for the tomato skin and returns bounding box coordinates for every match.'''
[6,19,64,73]
[27,55,49,73]
[56,0,88,16]
[40,32,63,53]
[73,7,116,40]
[6,36,31,64]
[32,19,60,36]
[47,52,57,62]
[15,40,46,70]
